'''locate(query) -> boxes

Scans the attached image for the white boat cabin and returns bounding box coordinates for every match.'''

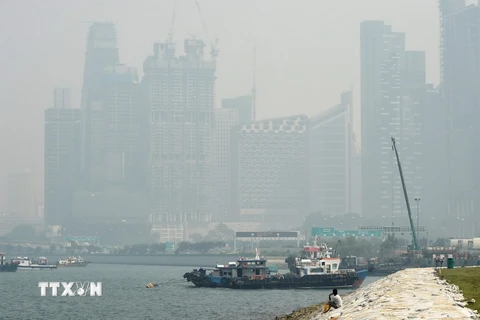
[11,257,32,267]
[295,257,341,275]
[206,248,270,279]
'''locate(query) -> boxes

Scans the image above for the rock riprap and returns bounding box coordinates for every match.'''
[311,268,478,320]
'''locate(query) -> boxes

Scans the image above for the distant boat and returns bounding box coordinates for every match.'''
[0,253,18,272]
[57,256,90,267]
[11,256,57,270]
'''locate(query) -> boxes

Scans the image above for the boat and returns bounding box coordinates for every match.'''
[340,256,405,276]
[366,258,405,276]
[0,253,18,272]
[11,256,57,270]
[183,246,368,289]
[57,256,90,267]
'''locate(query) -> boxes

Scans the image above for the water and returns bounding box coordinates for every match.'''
[0,264,381,320]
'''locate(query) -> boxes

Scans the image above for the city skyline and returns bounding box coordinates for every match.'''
[0,0,441,209]
[2,1,480,242]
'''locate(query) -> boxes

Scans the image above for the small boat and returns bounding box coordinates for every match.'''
[183,247,368,289]
[0,253,18,272]
[11,256,57,270]
[57,256,90,267]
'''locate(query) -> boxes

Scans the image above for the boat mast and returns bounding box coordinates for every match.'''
[255,248,260,260]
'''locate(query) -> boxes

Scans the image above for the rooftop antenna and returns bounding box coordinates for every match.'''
[167,0,177,43]
[252,46,257,121]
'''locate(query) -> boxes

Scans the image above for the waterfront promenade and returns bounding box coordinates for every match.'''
[276,268,479,320]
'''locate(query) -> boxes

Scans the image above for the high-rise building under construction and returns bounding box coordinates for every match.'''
[143,39,216,225]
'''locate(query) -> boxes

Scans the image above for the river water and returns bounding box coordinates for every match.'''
[0,264,381,320]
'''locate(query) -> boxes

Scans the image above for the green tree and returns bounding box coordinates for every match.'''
[49,244,57,254]
[190,233,204,242]
[149,243,166,254]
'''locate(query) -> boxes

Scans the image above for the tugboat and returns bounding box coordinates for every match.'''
[183,247,368,289]
[11,256,57,270]
[0,253,18,272]
[57,256,89,267]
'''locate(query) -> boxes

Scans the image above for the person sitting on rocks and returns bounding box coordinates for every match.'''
[328,289,343,309]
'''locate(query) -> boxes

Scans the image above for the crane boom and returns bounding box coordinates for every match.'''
[391,137,419,251]
[195,0,218,60]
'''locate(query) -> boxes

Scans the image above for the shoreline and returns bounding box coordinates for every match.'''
[274,268,479,320]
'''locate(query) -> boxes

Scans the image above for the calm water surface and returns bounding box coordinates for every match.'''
[0,264,380,320]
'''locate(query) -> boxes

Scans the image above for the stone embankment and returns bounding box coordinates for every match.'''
[276,268,479,320]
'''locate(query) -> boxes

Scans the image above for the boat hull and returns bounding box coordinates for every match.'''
[0,264,18,272]
[17,265,57,270]
[184,269,368,289]
[57,262,89,267]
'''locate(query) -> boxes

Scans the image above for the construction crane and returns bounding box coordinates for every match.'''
[194,0,218,60]
[391,137,420,252]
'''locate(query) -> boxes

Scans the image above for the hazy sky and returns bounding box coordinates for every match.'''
[0,0,442,209]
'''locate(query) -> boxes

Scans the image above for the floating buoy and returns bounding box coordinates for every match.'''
[146,283,158,288]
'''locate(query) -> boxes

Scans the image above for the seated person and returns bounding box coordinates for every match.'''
[327,289,342,309]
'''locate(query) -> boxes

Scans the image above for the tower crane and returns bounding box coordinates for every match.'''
[391,137,420,252]
[195,0,219,60]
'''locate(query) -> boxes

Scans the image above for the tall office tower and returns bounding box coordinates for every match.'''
[144,39,216,225]
[212,108,238,222]
[84,65,146,190]
[441,2,480,237]
[309,91,353,217]
[420,84,448,237]
[80,22,120,190]
[399,51,425,202]
[72,65,149,226]
[360,21,410,225]
[234,115,309,226]
[439,0,466,81]
[45,89,81,226]
[212,96,253,222]
[8,171,37,219]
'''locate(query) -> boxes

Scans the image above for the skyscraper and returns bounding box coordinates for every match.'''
[144,39,216,227]
[80,22,120,190]
[309,91,353,216]
[212,95,253,222]
[72,65,149,227]
[45,89,81,226]
[361,21,422,225]
[440,2,480,236]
